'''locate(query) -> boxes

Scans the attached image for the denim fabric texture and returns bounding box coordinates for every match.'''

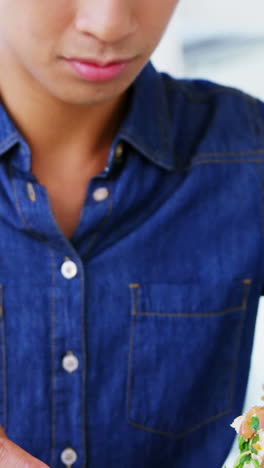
[0,60,264,468]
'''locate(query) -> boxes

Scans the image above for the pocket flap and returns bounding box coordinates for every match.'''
[132,278,251,316]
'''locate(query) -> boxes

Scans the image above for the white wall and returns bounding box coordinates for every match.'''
[151,0,264,98]
[177,0,264,36]
[151,7,184,77]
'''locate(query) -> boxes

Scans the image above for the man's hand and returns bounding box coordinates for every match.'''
[0,426,50,467]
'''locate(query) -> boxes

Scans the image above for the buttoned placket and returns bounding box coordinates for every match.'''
[51,253,85,468]
[11,171,87,467]
[10,142,125,467]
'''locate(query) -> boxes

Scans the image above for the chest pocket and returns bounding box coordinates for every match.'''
[127,279,251,439]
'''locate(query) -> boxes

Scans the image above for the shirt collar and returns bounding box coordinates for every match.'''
[0,101,32,172]
[118,60,175,171]
[0,60,176,173]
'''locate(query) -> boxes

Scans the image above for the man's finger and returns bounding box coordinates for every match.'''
[0,426,50,467]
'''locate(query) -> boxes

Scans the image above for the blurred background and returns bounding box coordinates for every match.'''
[151,1,264,466]
[151,0,264,99]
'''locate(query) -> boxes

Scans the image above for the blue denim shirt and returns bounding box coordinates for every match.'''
[0,60,264,468]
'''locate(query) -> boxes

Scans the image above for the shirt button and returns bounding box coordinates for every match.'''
[61,260,78,279]
[60,447,78,466]
[115,142,124,160]
[62,352,79,374]
[27,182,37,202]
[93,187,109,202]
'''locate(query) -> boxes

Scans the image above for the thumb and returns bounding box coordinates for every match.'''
[0,426,6,439]
[0,425,50,467]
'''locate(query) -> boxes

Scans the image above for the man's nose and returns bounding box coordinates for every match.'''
[75,0,138,44]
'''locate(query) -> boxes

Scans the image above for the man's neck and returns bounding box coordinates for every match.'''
[0,62,130,177]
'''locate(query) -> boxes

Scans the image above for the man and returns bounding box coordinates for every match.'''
[0,0,263,466]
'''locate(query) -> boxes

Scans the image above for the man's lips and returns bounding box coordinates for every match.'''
[63,57,132,82]
[64,56,133,67]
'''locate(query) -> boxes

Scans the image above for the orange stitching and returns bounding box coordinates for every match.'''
[128,407,231,439]
[79,260,87,468]
[190,158,264,168]
[256,165,264,287]
[0,132,17,151]
[49,248,56,468]
[195,149,264,157]
[242,280,252,309]
[0,286,3,318]
[127,317,137,419]
[127,279,251,438]
[121,127,264,159]
[11,173,45,239]
[0,286,7,431]
[135,307,242,318]
[11,168,36,231]
[228,315,247,410]
[133,279,251,317]
[127,286,138,420]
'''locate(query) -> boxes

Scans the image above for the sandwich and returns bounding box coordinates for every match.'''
[229,406,264,468]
